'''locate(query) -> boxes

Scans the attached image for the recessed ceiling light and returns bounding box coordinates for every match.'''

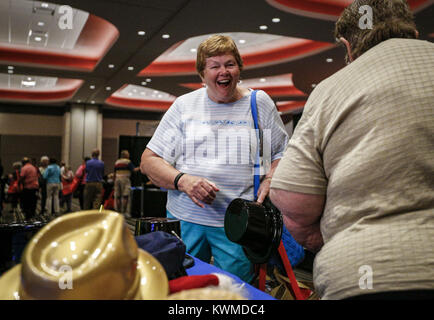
[8,70,13,74]
[41,3,49,8]
[311,84,317,88]
[128,66,134,70]
[7,66,14,70]
[146,78,152,82]
[137,31,146,36]
[238,39,246,44]
[272,18,280,23]
[91,101,95,104]
[108,64,115,68]
[259,78,266,82]
[89,85,95,89]
[105,86,111,91]
[259,25,268,30]
[162,34,170,39]
[190,48,197,53]
[77,100,81,103]
[141,81,147,86]
[34,36,42,42]
[326,58,333,63]
[37,21,45,27]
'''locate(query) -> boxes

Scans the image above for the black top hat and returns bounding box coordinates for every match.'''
[224,198,283,264]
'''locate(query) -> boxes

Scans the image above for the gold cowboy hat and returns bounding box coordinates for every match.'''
[0,210,168,300]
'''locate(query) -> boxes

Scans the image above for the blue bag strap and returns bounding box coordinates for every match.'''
[250,90,260,200]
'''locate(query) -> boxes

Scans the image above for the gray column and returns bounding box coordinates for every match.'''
[67,104,103,172]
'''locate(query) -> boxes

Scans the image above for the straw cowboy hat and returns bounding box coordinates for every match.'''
[0,210,168,300]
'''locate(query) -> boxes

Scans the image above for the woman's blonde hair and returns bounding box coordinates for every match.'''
[196,35,243,77]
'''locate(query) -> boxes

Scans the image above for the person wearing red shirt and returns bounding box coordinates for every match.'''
[20,157,39,221]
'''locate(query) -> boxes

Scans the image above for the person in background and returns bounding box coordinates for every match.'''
[43,158,61,217]
[7,162,22,213]
[140,35,288,283]
[270,0,434,300]
[20,157,39,221]
[114,150,139,217]
[75,156,90,210]
[84,149,105,210]
[38,156,49,216]
[60,165,74,213]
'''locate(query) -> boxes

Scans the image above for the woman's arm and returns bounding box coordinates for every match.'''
[140,148,219,208]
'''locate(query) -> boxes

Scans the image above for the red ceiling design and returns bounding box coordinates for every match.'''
[139,40,333,76]
[105,85,174,111]
[180,82,306,98]
[0,15,119,71]
[0,79,83,102]
[266,0,431,20]
[276,100,306,113]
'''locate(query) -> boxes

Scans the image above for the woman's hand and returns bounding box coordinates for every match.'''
[256,177,272,204]
[177,174,220,208]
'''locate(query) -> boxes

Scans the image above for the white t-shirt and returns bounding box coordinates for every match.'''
[147,87,288,227]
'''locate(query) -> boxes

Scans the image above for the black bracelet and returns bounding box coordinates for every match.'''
[174,172,185,190]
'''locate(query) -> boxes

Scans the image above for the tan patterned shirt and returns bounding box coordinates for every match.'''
[271,38,434,299]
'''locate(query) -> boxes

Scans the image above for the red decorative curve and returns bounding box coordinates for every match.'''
[0,79,83,102]
[105,96,173,111]
[180,83,307,98]
[139,40,332,76]
[0,15,119,71]
[276,100,306,113]
[266,0,430,19]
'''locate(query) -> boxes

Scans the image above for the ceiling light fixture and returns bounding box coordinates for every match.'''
[141,81,147,86]
[106,87,111,91]
[239,39,246,44]
[34,36,42,42]
[7,66,14,70]
[8,70,13,74]
[91,101,95,104]
[137,31,146,36]
[162,34,170,39]
[128,66,134,70]
[326,58,333,63]
[259,78,266,82]
[259,25,268,30]
[108,64,115,68]
[190,48,197,52]
[22,79,36,87]
[312,84,317,88]
[89,85,95,89]
[37,21,45,27]
[272,18,280,23]
[146,78,152,82]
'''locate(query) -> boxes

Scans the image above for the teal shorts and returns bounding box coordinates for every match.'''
[167,210,254,283]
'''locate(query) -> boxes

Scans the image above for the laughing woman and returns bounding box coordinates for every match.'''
[140,35,288,283]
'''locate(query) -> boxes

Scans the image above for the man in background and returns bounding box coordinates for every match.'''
[270,0,434,299]
[114,150,139,217]
[84,149,105,210]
